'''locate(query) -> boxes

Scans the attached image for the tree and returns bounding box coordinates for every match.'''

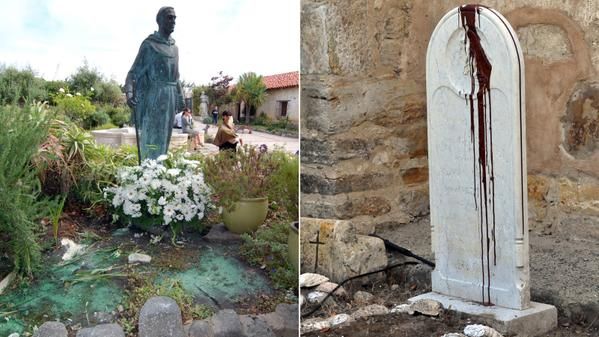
[209,71,234,107]
[235,72,267,124]
[68,60,102,97]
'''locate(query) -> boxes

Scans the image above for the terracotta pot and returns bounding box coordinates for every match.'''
[222,197,268,234]
[288,221,299,272]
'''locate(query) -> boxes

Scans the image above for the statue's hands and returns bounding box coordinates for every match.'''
[126,92,137,108]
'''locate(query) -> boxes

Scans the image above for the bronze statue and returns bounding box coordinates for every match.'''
[125,6,185,163]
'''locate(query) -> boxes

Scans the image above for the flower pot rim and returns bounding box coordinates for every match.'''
[289,221,298,233]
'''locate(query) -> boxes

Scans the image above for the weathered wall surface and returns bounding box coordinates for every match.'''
[258,86,300,123]
[301,0,599,235]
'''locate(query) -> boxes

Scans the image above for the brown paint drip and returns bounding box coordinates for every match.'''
[459,4,496,306]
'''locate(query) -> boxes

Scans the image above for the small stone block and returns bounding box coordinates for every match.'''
[138,296,185,337]
[239,316,276,337]
[76,324,124,337]
[211,310,243,337]
[34,321,68,337]
[409,292,557,337]
[188,320,213,337]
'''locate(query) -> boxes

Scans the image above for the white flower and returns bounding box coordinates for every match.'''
[156,154,168,162]
[75,92,81,96]
[59,87,65,93]
[90,87,95,91]
[150,179,161,190]
[167,168,181,177]
[66,93,73,97]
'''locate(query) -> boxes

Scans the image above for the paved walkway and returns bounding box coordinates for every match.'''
[197,121,299,154]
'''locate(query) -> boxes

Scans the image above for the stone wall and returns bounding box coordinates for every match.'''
[300,0,599,236]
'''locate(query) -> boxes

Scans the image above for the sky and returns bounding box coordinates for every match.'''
[0,0,299,86]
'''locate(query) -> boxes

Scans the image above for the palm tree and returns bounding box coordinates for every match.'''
[235,72,267,124]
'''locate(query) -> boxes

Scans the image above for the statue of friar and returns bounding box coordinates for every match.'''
[125,6,185,163]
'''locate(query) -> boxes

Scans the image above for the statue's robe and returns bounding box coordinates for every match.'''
[126,32,185,161]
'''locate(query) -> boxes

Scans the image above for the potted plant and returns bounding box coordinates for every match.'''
[103,152,213,242]
[203,145,278,234]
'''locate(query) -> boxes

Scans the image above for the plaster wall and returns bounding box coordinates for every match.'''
[258,86,300,123]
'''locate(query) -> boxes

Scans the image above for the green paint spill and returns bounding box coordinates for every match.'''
[0,248,124,334]
[166,247,271,303]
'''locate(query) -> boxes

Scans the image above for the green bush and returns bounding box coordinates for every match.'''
[83,109,111,129]
[253,113,271,126]
[0,103,54,275]
[241,220,295,290]
[102,104,131,127]
[0,65,47,105]
[268,151,299,220]
[94,81,124,105]
[54,93,96,127]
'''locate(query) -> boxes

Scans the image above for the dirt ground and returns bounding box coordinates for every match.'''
[301,214,598,336]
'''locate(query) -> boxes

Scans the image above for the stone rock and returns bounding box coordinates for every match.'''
[239,316,276,337]
[301,317,331,334]
[204,223,242,243]
[76,324,124,337]
[138,296,184,337]
[307,291,328,303]
[442,334,467,337]
[0,271,16,295]
[128,253,151,264]
[258,304,298,337]
[390,303,412,314]
[299,273,329,288]
[299,295,305,307]
[391,284,400,290]
[409,299,441,316]
[8,333,19,337]
[211,309,243,337]
[315,281,347,296]
[464,324,504,337]
[300,218,388,283]
[33,322,68,337]
[353,291,374,305]
[92,311,114,324]
[351,304,389,320]
[329,313,352,327]
[391,299,441,316]
[188,320,212,337]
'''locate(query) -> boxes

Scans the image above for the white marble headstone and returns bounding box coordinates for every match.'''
[427,5,528,310]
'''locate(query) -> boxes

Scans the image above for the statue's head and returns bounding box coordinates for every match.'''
[156,7,176,35]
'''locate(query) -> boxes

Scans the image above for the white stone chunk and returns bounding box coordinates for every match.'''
[299,273,329,288]
[464,324,504,337]
[306,291,328,304]
[128,253,152,264]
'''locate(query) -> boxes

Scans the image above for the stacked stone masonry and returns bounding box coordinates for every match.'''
[301,0,599,237]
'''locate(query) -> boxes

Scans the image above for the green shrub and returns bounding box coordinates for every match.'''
[54,93,96,127]
[268,151,299,220]
[0,103,54,275]
[103,104,131,127]
[254,113,271,126]
[240,220,295,290]
[0,65,47,104]
[94,81,124,105]
[83,109,111,129]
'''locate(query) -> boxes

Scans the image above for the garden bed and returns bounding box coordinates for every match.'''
[0,222,294,337]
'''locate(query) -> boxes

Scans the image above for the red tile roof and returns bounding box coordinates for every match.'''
[262,71,299,90]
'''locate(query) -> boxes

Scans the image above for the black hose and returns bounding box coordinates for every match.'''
[301,237,436,318]
[369,234,435,268]
[301,261,420,318]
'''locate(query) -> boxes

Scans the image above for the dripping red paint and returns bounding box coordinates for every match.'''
[459,4,497,306]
